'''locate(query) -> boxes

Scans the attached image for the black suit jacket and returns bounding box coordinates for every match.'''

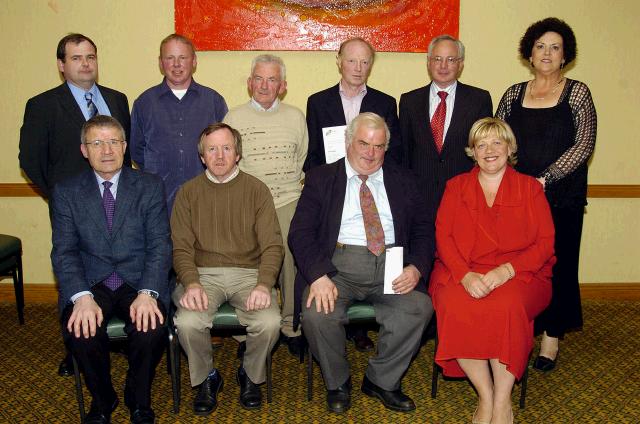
[19,83,131,198]
[51,167,172,313]
[304,84,401,171]
[399,82,492,219]
[288,158,434,327]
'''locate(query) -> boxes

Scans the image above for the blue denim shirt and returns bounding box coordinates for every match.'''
[130,79,227,213]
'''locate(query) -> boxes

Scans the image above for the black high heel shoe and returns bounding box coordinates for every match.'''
[533,351,558,372]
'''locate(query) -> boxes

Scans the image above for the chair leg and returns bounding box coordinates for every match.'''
[72,355,85,421]
[14,255,24,324]
[431,336,439,398]
[519,366,528,409]
[306,344,313,401]
[267,347,273,403]
[170,328,181,413]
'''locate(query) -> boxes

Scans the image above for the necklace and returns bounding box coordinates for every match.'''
[530,77,565,100]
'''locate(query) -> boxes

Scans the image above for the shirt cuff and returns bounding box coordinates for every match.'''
[71,291,93,304]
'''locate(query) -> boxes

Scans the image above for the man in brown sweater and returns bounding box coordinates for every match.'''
[171,123,283,414]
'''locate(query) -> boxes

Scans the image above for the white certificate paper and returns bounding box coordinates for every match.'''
[322,125,347,164]
[383,246,404,294]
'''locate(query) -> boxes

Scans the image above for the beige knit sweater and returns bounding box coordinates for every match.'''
[224,102,308,209]
[171,171,284,289]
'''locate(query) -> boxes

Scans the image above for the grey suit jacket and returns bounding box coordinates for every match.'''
[51,167,171,312]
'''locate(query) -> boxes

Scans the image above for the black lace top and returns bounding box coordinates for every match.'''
[495,79,597,208]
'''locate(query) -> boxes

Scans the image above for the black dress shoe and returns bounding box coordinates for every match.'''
[361,375,415,412]
[236,366,262,409]
[58,353,73,377]
[130,408,155,424]
[327,377,352,413]
[352,333,374,352]
[285,336,304,357]
[193,369,223,416]
[84,398,118,424]
[533,354,557,372]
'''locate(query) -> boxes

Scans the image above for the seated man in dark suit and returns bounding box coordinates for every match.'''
[304,37,401,171]
[289,113,434,413]
[304,37,400,351]
[51,115,171,424]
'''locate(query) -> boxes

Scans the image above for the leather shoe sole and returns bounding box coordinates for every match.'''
[361,376,415,412]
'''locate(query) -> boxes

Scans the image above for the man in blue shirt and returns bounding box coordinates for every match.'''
[130,34,228,214]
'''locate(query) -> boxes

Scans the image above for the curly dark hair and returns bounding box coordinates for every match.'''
[519,17,577,66]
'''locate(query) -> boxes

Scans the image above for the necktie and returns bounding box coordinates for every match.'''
[358,175,385,256]
[102,181,123,290]
[430,91,448,153]
[85,92,98,118]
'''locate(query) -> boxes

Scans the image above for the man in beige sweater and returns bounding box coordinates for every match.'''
[171,123,283,414]
[224,54,308,356]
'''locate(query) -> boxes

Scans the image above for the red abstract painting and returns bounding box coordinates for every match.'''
[175,0,459,52]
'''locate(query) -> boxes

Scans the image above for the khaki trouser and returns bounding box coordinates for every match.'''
[173,267,281,386]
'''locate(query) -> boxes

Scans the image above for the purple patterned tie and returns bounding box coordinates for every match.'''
[358,175,385,256]
[102,181,123,290]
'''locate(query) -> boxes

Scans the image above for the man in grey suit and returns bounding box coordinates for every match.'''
[51,115,171,424]
[289,113,434,413]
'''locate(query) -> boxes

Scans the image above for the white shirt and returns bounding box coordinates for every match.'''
[337,159,395,246]
[250,97,280,112]
[428,81,457,144]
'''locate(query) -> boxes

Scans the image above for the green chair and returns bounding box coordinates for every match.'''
[305,301,377,400]
[170,302,274,412]
[0,234,24,324]
[430,334,530,409]
[71,317,179,420]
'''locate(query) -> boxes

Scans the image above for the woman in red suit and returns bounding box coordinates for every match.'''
[429,118,555,424]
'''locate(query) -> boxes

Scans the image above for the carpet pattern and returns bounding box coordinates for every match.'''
[0,300,638,423]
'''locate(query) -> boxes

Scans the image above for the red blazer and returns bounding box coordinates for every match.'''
[429,166,555,295]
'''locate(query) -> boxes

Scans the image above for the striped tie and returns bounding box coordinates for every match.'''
[85,92,98,118]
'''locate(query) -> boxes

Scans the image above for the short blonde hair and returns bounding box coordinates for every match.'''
[465,117,518,165]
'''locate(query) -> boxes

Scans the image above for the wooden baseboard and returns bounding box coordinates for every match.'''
[1,282,639,304]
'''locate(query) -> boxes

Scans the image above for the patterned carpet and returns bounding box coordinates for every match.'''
[0,300,638,423]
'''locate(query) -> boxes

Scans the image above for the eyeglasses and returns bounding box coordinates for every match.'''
[83,139,125,148]
[429,56,462,65]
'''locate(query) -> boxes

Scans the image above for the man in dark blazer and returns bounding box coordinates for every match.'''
[51,116,171,424]
[399,34,492,220]
[304,37,401,171]
[18,33,131,378]
[289,113,434,413]
[19,33,131,200]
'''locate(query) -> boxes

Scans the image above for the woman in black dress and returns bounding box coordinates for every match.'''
[495,17,596,372]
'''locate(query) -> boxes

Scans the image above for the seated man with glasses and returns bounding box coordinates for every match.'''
[51,115,171,424]
[289,112,434,413]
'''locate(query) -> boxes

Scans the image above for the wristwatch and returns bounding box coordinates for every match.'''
[138,289,159,299]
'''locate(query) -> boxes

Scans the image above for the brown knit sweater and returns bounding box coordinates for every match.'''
[171,171,284,289]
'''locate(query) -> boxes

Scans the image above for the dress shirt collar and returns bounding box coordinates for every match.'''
[344,157,384,183]
[205,166,239,184]
[250,97,280,112]
[430,80,457,97]
[159,78,199,99]
[339,80,367,99]
[94,169,122,199]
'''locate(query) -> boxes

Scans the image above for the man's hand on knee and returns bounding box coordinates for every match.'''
[306,275,338,314]
[246,285,271,311]
[130,292,164,332]
[67,294,103,339]
[179,283,209,312]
